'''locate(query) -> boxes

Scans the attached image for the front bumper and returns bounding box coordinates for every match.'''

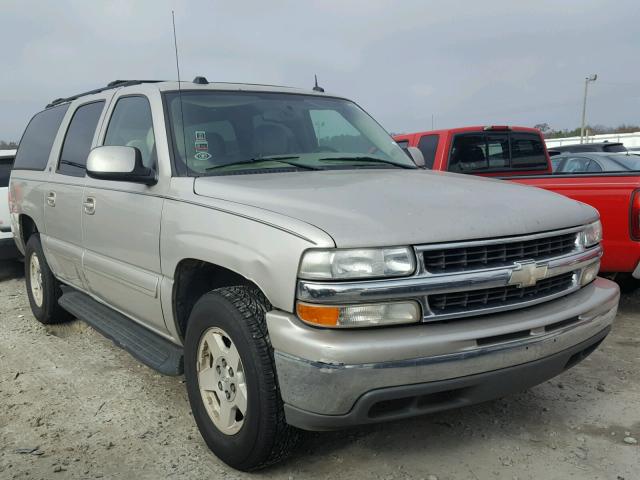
[267,277,619,430]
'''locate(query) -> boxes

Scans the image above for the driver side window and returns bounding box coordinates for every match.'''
[104,96,156,168]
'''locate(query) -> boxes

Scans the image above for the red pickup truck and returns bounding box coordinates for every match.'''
[394,126,640,289]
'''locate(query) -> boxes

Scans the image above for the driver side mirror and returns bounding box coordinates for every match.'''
[86,146,157,186]
[405,146,425,168]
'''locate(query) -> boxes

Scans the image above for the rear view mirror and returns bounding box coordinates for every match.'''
[86,146,157,186]
[406,146,425,168]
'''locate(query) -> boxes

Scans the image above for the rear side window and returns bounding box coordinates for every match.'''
[0,156,14,187]
[104,96,156,168]
[58,101,105,176]
[417,135,439,169]
[13,104,69,171]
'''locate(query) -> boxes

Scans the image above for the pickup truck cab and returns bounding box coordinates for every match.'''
[394,125,552,175]
[395,127,640,284]
[10,81,618,470]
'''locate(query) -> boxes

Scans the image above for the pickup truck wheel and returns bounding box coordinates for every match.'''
[24,234,72,324]
[184,286,300,471]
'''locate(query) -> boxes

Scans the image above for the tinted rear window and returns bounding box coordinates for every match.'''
[417,134,439,169]
[58,101,105,176]
[13,104,69,171]
[449,131,547,172]
[510,132,547,168]
[0,157,14,187]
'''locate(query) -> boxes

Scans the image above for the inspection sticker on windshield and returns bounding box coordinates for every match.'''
[194,151,212,161]
[195,141,209,151]
[195,131,206,141]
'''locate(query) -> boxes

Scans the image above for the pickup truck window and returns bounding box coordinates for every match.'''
[58,101,105,176]
[417,134,439,169]
[104,96,156,168]
[510,132,547,169]
[164,91,414,175]
[13,104,69,171]
[449,132,546,172]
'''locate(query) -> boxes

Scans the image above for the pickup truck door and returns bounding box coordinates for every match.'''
[81,94,166,332]
[43,99,109,289]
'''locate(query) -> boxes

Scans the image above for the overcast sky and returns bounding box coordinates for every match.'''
[1,0,638,141]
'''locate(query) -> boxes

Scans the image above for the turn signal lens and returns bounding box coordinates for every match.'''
[296,301,421,328]
[296,303,340,326]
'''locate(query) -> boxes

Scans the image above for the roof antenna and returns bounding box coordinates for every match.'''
[313,74,325,93]
[172,10,188,168]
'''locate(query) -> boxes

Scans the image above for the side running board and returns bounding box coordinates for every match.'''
[58,288,184,376]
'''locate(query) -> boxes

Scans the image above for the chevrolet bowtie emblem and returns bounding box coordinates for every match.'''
[508,261,548,287]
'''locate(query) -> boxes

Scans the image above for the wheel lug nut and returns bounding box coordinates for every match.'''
[225,391,231,400]
[228,368,234,377]
[216,366,221,374]
[221,359,227,367]
[231,384,235,392]
[218,382,223,390]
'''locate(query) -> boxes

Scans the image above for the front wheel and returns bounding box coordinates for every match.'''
[184,286,300,471]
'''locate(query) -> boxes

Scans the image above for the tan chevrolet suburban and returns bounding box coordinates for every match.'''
[9,78,619,470]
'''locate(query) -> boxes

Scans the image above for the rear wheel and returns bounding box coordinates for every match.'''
[184,286,300,471]
[24,234,72,324]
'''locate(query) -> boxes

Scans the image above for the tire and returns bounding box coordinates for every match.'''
[184,286,300,471]
[24,234,72,324]
[614,273,640,294]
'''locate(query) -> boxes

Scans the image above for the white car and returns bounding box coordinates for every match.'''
[0,149,18,259]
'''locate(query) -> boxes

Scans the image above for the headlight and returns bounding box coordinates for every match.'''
[296,301,421,328]
[581,220,602,248]
[299,247,416,280]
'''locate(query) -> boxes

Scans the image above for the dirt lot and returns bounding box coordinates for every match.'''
[0,259,638,480]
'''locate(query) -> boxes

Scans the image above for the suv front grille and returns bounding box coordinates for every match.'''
[423,232,577,274]
[428,272,575,315]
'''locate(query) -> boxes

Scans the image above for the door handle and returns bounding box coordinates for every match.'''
[46,191,56,207]
[83,197,96,215]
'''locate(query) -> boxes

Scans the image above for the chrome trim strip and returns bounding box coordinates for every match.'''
[297,247,601,305]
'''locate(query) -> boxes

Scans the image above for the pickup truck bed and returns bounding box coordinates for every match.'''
[511,173,640,276]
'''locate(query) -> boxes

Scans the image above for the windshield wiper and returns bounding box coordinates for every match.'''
[317,156,416,169]
[205,155,321,172]
[59,159,86,169]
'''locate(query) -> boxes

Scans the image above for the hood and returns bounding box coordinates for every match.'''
[194,169,597,247]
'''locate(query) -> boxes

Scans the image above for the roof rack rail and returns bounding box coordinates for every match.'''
[46,80,164,108]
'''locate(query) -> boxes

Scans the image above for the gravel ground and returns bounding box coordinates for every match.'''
[0,258,638,480]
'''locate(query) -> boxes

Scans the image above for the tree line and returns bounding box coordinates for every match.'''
[533,123,640,139]
[0,140,18,149]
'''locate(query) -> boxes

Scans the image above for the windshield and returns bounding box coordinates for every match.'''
[164,91,414,175]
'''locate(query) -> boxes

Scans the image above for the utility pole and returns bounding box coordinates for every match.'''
[580,74,597,144]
